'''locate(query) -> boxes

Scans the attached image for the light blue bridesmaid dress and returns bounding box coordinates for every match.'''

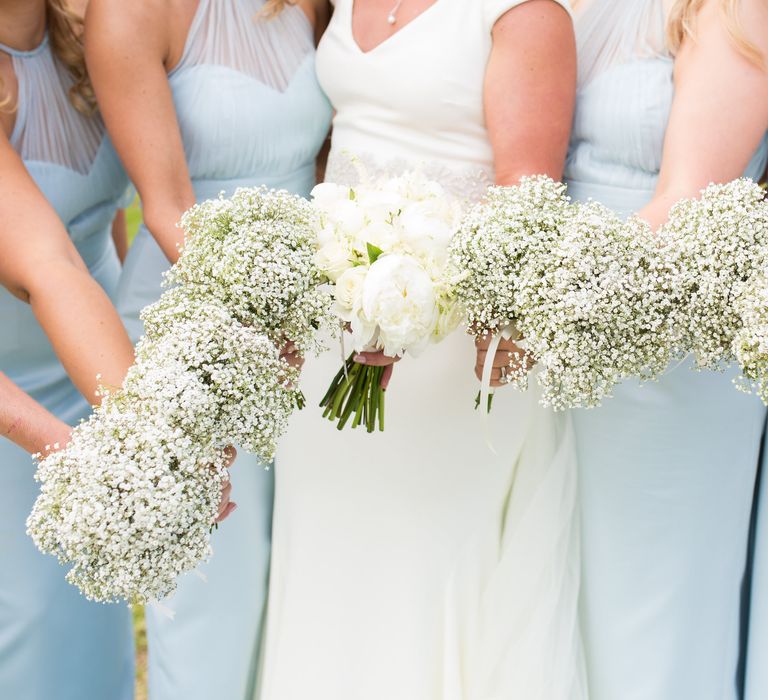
[564,2,768,698]
[0,36,134,700]
[114,2,331,698]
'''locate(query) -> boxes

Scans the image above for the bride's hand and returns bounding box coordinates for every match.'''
[474,335,533,388]
[353,351,400,390]
[214,446,238,524]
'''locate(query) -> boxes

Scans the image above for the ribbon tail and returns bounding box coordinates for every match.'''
[149,599,177,621]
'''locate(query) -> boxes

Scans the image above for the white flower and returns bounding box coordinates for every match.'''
[356,221,399,252]
[334,266,368,315]
[310,182,351,209]
[361,254,438,357]
[316,239,354,282]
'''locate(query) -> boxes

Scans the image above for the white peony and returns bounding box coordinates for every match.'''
[311,182,352,209]
[361,254,438,357]
[398,202,456,264]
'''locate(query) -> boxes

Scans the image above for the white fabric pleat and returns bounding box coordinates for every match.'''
[576,0,668,87]
[175,0,314,92]
[2,37,102,175]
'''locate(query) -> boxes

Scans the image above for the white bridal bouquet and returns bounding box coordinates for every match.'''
[27,188,332,603]
[312,171,464,431]
[449,176,676,410]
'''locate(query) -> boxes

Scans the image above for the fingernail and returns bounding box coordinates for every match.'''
[231,503,238,512]
[354,355,367,364]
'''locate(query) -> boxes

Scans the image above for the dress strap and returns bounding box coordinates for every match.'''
[0,34,49,59]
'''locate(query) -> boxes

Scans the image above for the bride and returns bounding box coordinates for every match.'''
[260,1,584,698]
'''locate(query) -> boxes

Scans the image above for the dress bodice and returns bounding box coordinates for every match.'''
[0,35,129,415]
[168,0,332,201]
[317,0,571,200]
[564,0,768,216]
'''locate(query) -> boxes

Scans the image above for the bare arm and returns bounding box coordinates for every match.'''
[485,0,576,186]
[0,372,72,455]
[638,0,768,229]
[0,134,135,404]
[477,0,576,386]
[84,0,194,264]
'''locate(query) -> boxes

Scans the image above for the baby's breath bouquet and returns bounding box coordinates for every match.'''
[312,172,464,431]
[28,187,330,603]
[658,179,768,370]
[450,176,676,410]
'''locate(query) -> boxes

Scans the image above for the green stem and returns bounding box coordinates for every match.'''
[337,366,367,430]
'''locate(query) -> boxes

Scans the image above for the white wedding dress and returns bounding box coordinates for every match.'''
[259,1,586,698]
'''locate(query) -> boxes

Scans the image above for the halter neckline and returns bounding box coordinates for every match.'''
[0,33,48,59]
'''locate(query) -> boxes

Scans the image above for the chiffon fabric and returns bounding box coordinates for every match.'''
[260,2,587,699]
[565,2,768,698]
[114,2,331,698]
[0,35,134,700]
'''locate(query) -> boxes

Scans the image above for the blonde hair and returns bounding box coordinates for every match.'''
[1,0,96,115]
[667,0,765,67]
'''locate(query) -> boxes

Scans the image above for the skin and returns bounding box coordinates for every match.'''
[0,0,233,518]
[0,0,135,455]
[638,0,768,228]
[84,0,327,369]
[349,0,577,388]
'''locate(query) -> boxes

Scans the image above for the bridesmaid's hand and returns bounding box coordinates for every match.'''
[353,351,400,390]
[214,446,238,524]
[474,334,532,388]
[280,342,304,372]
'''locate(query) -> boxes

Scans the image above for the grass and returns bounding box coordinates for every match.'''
[124,196,149,700]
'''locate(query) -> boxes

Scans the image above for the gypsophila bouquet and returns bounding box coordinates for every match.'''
[165,186,333,354]
[450,176,677,410]
[28,187,330,603]
[658,178,768,370]
[313,171,464,431]
[733,267,768,402]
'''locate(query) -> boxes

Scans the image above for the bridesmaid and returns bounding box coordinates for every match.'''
[84,1,332,697]
[565,0,768,698]
[0,0,136,697]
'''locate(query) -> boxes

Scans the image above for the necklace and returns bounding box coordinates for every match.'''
[387,0,404,25]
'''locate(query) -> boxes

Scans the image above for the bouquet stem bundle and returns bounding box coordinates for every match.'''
[320,354,385,432]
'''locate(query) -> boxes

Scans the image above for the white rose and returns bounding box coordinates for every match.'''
[327,199,366,236]
[311,182,353,209]
[334,266,368,314]
[398,203,455,263]
[355,189,403,223]
[356,221,399,253]
[316,240,353,282]
[361,254,438,357]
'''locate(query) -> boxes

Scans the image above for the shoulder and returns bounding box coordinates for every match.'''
[488,0,572,33]
[84,0,172,55]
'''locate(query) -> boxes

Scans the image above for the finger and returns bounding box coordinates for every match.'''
[215,502,237,524]
[380,362,394,390]
[223,445,237,467]
[354,351,400,367]
[476,349,526,369]
[474,334,493,350]
[474,365,516,384]
[219,481,232,504]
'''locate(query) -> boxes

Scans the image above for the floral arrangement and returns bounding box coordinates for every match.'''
[312,172,464,431]
[27,187,331,603]
[449,176,676,410]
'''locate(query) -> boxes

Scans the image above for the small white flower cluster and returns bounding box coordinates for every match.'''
[28,187,327,602]
[450,176,676,410]
[312,171,464,358]
[658,179,768,370]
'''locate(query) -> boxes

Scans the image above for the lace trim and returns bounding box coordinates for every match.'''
[326,150,493,204]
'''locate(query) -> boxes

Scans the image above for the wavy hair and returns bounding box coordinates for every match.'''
[667,0,765,67]
[1,0,96,115]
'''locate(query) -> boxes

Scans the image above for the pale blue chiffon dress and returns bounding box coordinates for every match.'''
[114,2,331,698]
[0,36,134,700]
[564,2,768,698]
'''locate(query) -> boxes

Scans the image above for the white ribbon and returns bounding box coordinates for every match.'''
[149,599,177,621]
[480,324,517,454]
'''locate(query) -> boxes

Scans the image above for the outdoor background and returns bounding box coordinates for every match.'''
[125,199,149,700]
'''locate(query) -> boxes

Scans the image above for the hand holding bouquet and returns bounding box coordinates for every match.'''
[313,172,464,431]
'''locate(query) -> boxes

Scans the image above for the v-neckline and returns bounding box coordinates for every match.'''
[349,0,444,55]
